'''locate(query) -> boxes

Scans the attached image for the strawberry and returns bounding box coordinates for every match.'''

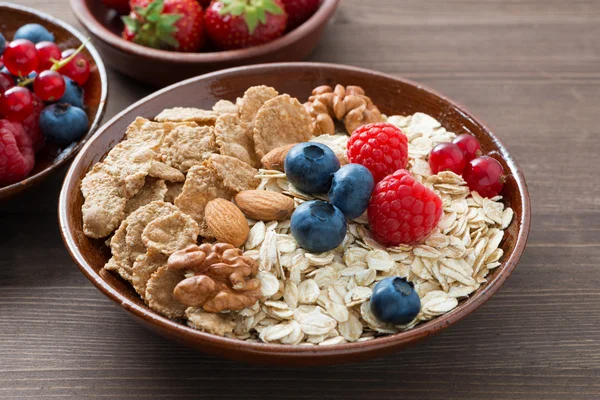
[102,0,131,14]
[280,0,319,30]
[204,0,288,51]
[122,0,205,52]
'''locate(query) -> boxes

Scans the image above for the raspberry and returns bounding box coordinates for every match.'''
[368,169,442,245]
[0,120,35,185]
[347,122,408,183]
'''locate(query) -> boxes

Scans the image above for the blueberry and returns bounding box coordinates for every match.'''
[58,76,84,108]
[14,24,55,43]
[284,142,340,194]
[329,163,375,219]
[39,104,88,146]
[370,277,421,325]
[0,33,6,55]
[290,200,347,253]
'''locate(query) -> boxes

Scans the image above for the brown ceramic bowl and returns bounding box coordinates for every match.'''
[59,63,530,366]
[0,4,108,200]
[70,0,340,87]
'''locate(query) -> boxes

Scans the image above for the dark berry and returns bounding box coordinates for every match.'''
[328,163,375,219]
[463,156,506,198]
[14,23,55,44]
[428,142,466,175]
[284,142,340,194]
[370,277,421,325]
[39,103,89,146]
[0,33,6,55]
[290,200,347,253]
[57,76,84,108]
[453,134,482,162]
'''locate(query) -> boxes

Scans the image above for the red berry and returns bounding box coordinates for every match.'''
[3,39,38,76]
[1,86,34,122]
[0,120,35,185]
[21,93,45,152]
[428,142,466,175]
[463,156,506,198]
[346,122,409,183]
[280,0,320,30]
[368,169,443,245]
[58,49,90,86]
[33,70,66,101]
[453,134,482,162]
[0,72,15,95]
[35,41,62,71]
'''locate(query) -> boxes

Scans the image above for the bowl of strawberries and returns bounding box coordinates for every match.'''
[0,4,108,200]
[70,0,340,86]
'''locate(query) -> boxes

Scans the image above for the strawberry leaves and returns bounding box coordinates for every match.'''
[219,0,284,34]
[122,0,183,49]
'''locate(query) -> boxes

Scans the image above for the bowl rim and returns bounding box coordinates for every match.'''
[0,2,109,197]
[69,0,341,63]
[59,62,531,357]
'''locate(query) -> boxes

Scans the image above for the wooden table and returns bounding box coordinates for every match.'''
[1,0,599,398]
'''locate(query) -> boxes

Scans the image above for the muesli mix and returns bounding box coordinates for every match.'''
[81,84,513,345]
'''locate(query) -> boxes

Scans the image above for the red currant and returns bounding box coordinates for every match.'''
[428,142,466,175]
[453,134,482,162]
[58,49,90,86]
[0,86,34,122]
[463,156,506,198]
[3,39,38,76]
[35,41,62,71]
[33,70,66,101]
[0,72,15,95]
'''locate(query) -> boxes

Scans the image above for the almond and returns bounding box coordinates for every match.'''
[260,143,297,171]
[234,190,295,221]
[205,199,249,247]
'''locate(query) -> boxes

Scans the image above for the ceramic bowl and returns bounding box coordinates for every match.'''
[70,0,340,87]
[0,3,108,200]
[59,63,530,366]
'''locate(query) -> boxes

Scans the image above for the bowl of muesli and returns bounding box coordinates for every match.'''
[59,63,530,365]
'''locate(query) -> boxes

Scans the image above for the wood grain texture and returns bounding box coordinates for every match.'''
[1,0,599,398]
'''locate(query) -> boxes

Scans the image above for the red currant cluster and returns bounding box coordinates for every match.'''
[0,28,91,187]
[428,134,506,198]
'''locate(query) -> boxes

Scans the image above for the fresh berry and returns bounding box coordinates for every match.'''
[102,0,131,14]
[34,70,66,101]
[58,49,90,86]
[328,163,374,219]
[204,0,287,51]
[347,122,409,183]
[21,93,45,152]
[370,277,421,325]
[0,72,15,95]
[123,0,205,52]
[3,39,38,76]
[428,142,466,175]
[39,103,89,146]
[280,0,319,30]
[14,24,55,44]
[463,156,506,198]
[0,33,6,55]
[284,142,340,194]
[290,200,347,253]
[35,41,62,71]
[453,134,481,162]
[0,120,35,185]
[1,86,34,122]
[368,169,443,245]
[58,76,84,108]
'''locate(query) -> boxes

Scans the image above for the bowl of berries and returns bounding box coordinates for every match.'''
[70,0,339,87]
[0,4,107,199]
[59,63,530,365]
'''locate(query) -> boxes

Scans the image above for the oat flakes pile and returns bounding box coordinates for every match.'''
[81,85,513,345]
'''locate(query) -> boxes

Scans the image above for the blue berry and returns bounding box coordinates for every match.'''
[328,163,375,219]
[39,104,88,146]
[14,24,54,44]
[370,277,421,325]
[284,142,340,194]
[58,76,84,108]
[290,200,347,253]
[0,33,6,55]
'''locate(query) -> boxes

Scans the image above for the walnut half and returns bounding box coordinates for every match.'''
[169,243,261,312]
